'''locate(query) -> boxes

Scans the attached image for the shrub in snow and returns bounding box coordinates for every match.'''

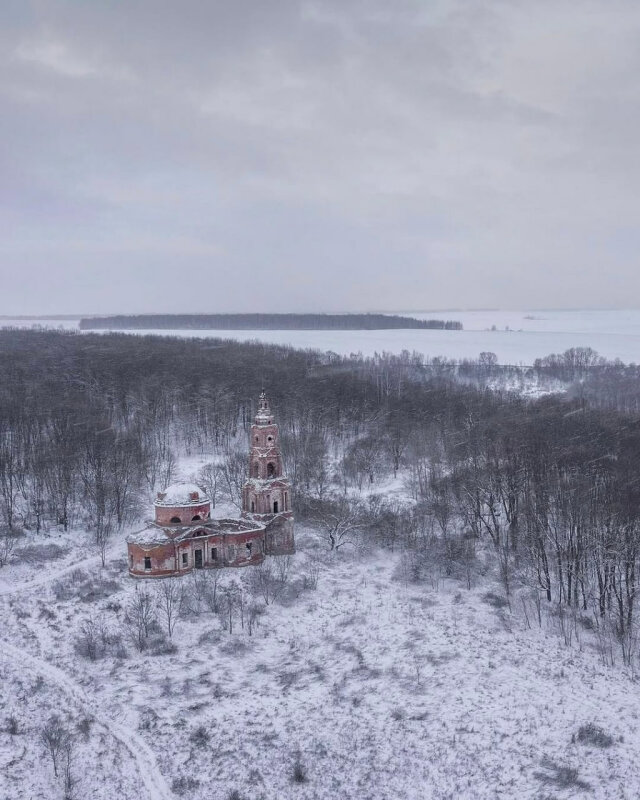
[171,776,200,796]
[15,542,68,564]
[138,706,159,731]
[190,725,210,748]
[5,715,19,735]
[74,616,124,661]
[482,592,509,609]
[291,749,308,784]
[575,723,615,748]
[77,717,93,741]
[535,757,591,791]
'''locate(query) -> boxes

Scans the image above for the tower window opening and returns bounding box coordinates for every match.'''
[170,516,181,524]
[273,500,279,513]
[191,515,201,521]
[144,556,151,570]
[251,500,255,512]
[246,542,252,556]
[267,462,275,477]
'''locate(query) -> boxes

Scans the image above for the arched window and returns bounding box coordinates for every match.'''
[170,516,181,524]
[191,515,201,521]
[267,462,275,477]
[251,500,255,513]
[273,500,279,513]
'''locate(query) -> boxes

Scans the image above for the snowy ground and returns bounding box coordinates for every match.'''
[5,309,640,364]
[2,518,640,799]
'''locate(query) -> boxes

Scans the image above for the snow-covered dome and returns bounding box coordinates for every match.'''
[154,483,210,507]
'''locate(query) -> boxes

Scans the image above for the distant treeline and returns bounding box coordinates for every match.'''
[79,313,463,331]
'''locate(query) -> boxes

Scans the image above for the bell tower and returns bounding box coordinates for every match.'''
[242,391,295,554]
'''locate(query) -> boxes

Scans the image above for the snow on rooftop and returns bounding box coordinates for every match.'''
[154,482,210,507]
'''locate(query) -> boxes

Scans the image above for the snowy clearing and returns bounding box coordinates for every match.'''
[2,526,640,799]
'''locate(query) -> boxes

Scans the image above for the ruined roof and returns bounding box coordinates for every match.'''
[127,517,265,546]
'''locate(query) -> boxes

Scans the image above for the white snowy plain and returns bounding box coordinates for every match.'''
[5,308,640,364]
[2,486,640,798]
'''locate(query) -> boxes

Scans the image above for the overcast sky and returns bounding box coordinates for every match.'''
[2,0,640,315]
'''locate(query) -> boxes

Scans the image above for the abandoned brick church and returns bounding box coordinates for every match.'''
[127,392,295,577]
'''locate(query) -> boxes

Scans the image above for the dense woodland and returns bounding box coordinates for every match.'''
[2,329,640,665]
[79,313,463,330]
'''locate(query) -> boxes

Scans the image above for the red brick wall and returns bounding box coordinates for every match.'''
[155,502,211,526]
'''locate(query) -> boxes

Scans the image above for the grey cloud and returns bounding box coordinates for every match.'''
[1,0,640,313]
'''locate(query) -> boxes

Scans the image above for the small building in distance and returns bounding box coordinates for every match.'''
[127,392,294,577]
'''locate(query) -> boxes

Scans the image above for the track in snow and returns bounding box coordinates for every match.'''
[0,639,174,800]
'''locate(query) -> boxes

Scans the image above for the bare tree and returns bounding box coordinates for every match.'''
[40,715,71,778]
[312,497,364,551]
[62,734,77,800]
[220,581,242,633]
[0,527,16,567]
[197,462,221,509]
[155,577,185,638]
[125,586,156,651]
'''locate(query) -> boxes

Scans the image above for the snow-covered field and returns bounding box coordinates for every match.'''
[2,518,640,798]
[4,309,640,364]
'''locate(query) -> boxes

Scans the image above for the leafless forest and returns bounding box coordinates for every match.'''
[2,329,640,667]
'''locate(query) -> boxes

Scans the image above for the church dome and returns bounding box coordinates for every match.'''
[154,483,210,507]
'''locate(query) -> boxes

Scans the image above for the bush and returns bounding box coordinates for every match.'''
[576,723,614,748]
[171,776,200,796]
[482,592,509,609]
[147,633,178,656]
[15,543,69,564]
[291,750,307,784]
[77,717,93,740]
[190,725,210,748]
[535,757,591,791]
[5,715,19,735]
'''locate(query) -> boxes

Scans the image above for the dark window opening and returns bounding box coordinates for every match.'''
[267,436,273,442]
[192,515,201,521]
[129,554,133,568]
[267,462,275,477]
[255,435,259,442]
[182,552,188,566]
[144,556,151,570]
[211,547,218,561]
[246,542,252,556]
[250,500,255,513]
[170,516,181,524]
[194,549,203,568]
[273,500,279,513]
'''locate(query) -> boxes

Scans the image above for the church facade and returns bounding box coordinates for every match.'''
[127,392,295,577]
